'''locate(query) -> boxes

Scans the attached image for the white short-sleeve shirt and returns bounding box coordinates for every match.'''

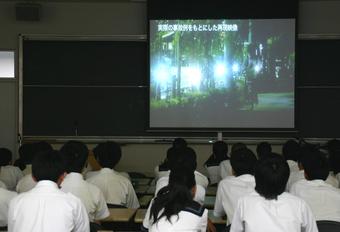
[214,174,255,224]
[0,166,23,191]
[8,180,90,232]
[86,168,140,208]
[287,160,299,172]
[205,165,221,185]
[290,179,340,222]
[0,188,17,227]
[85,169,130,180]
[0,180,7,189]
[61,172,110,222]
[22,164,32,176]
[142,199,208,232]
[16,174,36,193]
[219,160,233,179]
[230,192,318,232]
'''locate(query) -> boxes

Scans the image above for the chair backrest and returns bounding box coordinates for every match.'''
[317,220,340,232]
[106,203,127,209]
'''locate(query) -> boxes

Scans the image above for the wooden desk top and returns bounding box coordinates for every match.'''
[138,195,154,207]
[134,209,147,223]
[101,208,137,222]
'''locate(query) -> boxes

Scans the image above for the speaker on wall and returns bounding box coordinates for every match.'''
[15,3,41,21]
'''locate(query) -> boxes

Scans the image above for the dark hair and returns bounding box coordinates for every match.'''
[93,141,122,168]
[60,141,88,173]
[282,139,300,162]
[32,150,66,182]
[150,167,195,224]
[33,141,53,156]
[19,143,35,164]
[255,155,289,200]
[300,150,329,181]
[205,141,229,166]
[327,139,340,174]
[230,148,257,176]
[256,142,272,160]
[172,138,187,148]
[0,148,12,166]
[171,147,197,171]
[231,143,247,153]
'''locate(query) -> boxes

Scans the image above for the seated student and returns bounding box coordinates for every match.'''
[0,187,17,228]
[16,141,53,193]
[290,150,340,222]
[220,143,247,179]
[86,141,140,208]
[282,139,300,172]
[142,167,208,232]
[154,137,187,180]
[0,148,23,191]
[230,155,318,232]
[328,139,340,186]
[85,142,129,180]
[204,141,229,185]
[214,148,257,225]
[256,141,272,160]
[155,147,209,205]
[287,146,339,191]
[60,141,110,222]
[8,150,89,232]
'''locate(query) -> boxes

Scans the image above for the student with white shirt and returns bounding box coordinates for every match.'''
[60,141,110,223]
[154,138,187,180]
[204,141,229,185]
[282,139,300,172]
[8,150,90,232]
[220,143,247,179]
[214,148,257,226]
[0,188,17,228]
[0,148,23,191]
[142,167,208,232]
[155,147,209,205]
[86,141,140,208]
[290,149,340,222]
[231,155,318,232]
[328,139,340,187]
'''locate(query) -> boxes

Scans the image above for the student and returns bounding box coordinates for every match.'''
[60,141,110,222]
[8,150,89,232]
[287,146,338,191]
[86,141,140,208]
[154,137,187,179]
[220,142,247,179]
[142,167,208,232]
[204,141,229,185]
[290,150,340,221]
[214,148,257,225]
[85,142,129,180]
[0,148,23,191]
[16,141,53,193]
[328,139,340,186]
[155,147,209,205]
[0,187,17,228]
[256,141,272,160]
[282,139,300,172]
[230,155,318,232]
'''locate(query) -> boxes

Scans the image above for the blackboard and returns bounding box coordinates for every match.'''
[20,37,340,138]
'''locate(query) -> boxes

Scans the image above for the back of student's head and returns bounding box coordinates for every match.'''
[60,141,88,173]
[0,148,12,166]
[231,142,247,154]
[282,139,300,162]
[172,138,187,149]
[213,141,229,161]
[33,141,53,155]
[93,141,122,169]
[32,150,66,183]
[256,142,272,160]
[230,148,257,176]
[171,147,197,171]
[254,155,289,200]
[327,139,340,174]
[19,143,35,165]
[150,167,196,223]
[300,149,329,181]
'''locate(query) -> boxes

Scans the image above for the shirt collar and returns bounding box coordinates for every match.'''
[65,172,84,181]
[100,167,115,174]
[35,180,59,189]
[236,174,254,182]
[306,179,330,187]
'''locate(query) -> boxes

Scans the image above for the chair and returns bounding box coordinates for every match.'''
[317,220,340,232]
[106,203,126,208]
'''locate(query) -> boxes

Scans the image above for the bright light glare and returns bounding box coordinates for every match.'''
[214,63,227,77]
[182,67,202,88]
[254,64,262,73]
[232,63,240,73]
[154,65,170,85]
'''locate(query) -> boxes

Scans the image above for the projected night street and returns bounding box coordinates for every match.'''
[149,19,295,128]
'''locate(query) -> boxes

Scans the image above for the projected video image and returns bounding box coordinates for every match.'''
[150,19,295,128]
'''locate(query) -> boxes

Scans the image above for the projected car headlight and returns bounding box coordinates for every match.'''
[154,65,170,86]
[232,63,240,73]
[182,67,202,89]
[214,63,227,77]
[254,64,262,73]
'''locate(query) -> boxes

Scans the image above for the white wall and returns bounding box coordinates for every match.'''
[0,1,339,170]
